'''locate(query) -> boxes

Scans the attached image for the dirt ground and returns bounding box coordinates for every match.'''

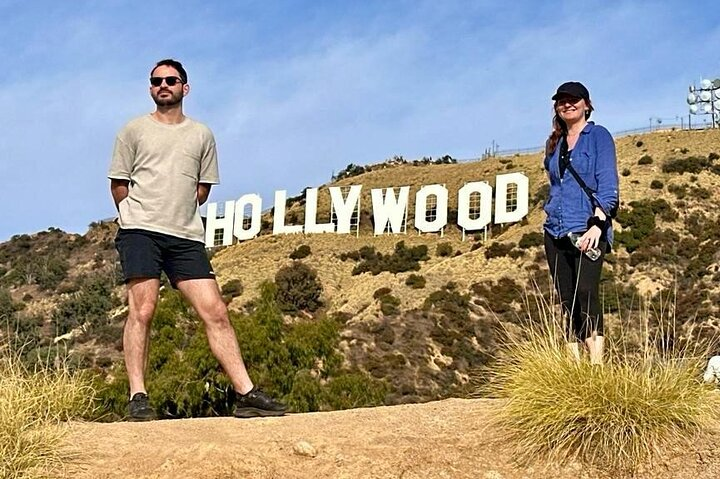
[64,398,720,479]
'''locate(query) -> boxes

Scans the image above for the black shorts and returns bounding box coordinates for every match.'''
[115,228,215,288]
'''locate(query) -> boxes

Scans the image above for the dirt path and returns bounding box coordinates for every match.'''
[65,398,720,479]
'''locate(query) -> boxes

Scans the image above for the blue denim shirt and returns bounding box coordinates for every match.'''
[543,122,619,245]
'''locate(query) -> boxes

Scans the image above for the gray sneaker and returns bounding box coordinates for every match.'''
[127,392,157,421]
[233,387,286,418]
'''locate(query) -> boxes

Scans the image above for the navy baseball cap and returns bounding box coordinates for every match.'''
[552,82,590,101]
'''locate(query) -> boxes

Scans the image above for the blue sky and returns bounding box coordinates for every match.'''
[1,0,718,242]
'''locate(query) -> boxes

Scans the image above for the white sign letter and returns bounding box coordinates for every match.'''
[414,184,448,232]
[304,188,335,234]
[273,190,303,235]
[233,194,262,241]
[494,173,529,224]
[205,201,235,247]
[371,186,410,235]
[457,182,493,231]
[330,185,362,234]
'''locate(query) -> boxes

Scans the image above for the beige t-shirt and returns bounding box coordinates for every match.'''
[108,114,219,242]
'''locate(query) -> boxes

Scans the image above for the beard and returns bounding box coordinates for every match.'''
[151,89,183,107]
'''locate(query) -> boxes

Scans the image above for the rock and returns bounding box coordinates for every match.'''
[293,440,317,458]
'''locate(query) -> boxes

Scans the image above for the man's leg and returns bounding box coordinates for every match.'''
[176,278,253,394]
[176,278,286,417]
[124,278,160,396]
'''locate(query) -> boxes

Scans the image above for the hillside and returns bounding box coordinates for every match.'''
[1,127,720,410]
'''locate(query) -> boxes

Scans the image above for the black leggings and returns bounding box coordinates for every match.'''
[544,231,605,342]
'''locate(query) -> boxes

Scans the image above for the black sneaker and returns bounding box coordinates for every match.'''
[127,392,157,422]
[233,387,287,418]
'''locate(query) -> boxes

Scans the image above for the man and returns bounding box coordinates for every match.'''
[109,59,286,421]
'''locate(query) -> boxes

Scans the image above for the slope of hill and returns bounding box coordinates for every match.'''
[1,127,719,409]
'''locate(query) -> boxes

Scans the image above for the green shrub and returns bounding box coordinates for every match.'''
[373,287,392,300]
[485,242,515,260]
[379,294,401,316]
[405,274,426,289]
[96,282,383,418]
[436,242,453,257]
[321,372,386,410]
[689,186,711,200]
[650,179,663,189]
[352,241,429,275]
[423,283,470,322]
[333,163,369,180]
[662,155,713,174]
[668,183,687,199]
[518,232,544,249]
[52,272,120,337]
[289,245,311,260]
[220,279,243,298]
[638,155,653,165]
[615,200,657,252]
[621,168,631,177]
[274,261,323,313]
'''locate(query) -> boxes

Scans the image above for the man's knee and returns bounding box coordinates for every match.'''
[201,302,230,327]
[128,303,156,325]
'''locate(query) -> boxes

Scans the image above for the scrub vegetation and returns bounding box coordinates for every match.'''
[485,291,719,472]
[0,344,96,478]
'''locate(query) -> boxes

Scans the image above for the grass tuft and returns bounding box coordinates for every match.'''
[0,343,96,478]
[485,291,720,472]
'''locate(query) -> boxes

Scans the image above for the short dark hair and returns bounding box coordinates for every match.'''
[151,59,187,84]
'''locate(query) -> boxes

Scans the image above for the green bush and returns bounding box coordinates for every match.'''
[352,241,429,275]
[321,372,387,410]
[405,274,426,289]
[52,272,120,337]
[379,294,401,316]
[668,183,687,199]
[650,180,663,189]
[436,242,453,257]
[96,282,384,418]
[689,186,711,200]
[289,245,311,260]
[485,242,515,259]
[518,232,544,249]
[662,155,714,174]
[423,283,470,322]
[615,201,658,252]
[621,168,631,177]
[274,261,323,313]
[373,287,392,300]
[0,287,17,321]
[638,155,653,165]
[220,279,243,298]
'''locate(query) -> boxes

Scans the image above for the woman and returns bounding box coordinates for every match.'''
[543,81,619,364]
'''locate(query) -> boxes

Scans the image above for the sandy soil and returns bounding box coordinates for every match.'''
[65,398,720,479]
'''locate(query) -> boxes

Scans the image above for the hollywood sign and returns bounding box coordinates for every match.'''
[204,172,529,248]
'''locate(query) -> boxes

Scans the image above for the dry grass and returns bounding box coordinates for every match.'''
[485,291,720,472]
[0,344,96,478]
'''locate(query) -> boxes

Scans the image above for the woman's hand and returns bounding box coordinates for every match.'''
[579,207,607,250]
[579,226,602,251]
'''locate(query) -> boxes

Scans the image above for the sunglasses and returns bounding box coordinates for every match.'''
[555,96,583,105]
[150,76,184,87]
